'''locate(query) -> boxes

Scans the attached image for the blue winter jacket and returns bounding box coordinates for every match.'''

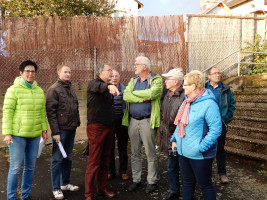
[171,89,222,160]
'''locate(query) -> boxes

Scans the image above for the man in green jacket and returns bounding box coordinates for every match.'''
[122,56,163,194]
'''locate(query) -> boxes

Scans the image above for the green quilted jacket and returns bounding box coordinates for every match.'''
[2,76,48,138]
[122,72,163,129]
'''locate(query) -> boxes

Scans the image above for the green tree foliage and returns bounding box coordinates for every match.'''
[0,0,116,17]
[241,34,267,75]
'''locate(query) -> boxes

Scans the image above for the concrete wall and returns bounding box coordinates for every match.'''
[0,88,88,148]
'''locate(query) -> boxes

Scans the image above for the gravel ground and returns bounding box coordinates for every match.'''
[0,142,266,200]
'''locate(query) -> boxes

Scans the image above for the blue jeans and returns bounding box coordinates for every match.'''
[179,155,216,200]
[51,129,76,190]
[7,136,40,200]
[167,155,180,194]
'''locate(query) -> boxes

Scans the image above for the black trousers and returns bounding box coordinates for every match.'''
[216,122,227,175]
[108,118,129,175]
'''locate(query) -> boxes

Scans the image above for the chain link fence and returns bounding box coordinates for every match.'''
[0,45,187,95]
[186,14,267,77]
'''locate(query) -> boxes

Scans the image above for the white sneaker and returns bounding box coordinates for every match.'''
[61,184,80,191]
[53,190,64,200]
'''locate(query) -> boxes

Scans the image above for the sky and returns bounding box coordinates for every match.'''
[139,0,200,19]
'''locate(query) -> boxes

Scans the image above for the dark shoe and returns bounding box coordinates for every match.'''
[220,175,229,184]
[97,189,116,198]
[22,196,33,200]
[108,173,114,180]
[129,182,141,192]
[146,184,157,194]
[162,192,180,200]
[121,173,129,180]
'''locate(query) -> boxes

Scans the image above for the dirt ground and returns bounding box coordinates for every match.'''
[0,142,266,200]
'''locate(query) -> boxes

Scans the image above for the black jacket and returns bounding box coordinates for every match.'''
[160,86,185,154]
[46,80,80,135]
[87,77,114,125]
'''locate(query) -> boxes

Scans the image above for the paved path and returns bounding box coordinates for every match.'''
[0,142,266,200]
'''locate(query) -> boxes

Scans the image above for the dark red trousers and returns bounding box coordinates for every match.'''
[84,123,114,198]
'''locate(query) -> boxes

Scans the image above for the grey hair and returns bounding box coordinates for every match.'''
[96,64,107,76]
[175,71,184,85]
[136,56,151,70]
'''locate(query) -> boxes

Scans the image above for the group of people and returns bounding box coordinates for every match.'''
[2,56,235,200]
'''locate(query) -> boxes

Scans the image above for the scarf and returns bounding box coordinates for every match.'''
[20,77,35,89]
[174,89,205,138]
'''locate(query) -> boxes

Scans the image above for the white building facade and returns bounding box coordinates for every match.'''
[111,0,143,17]
[200,0,267,15]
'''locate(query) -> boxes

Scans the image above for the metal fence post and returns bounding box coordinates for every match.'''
[237,51,240,76]
[94,47,97,79]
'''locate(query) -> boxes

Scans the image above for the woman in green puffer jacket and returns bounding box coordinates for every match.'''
[2,60,48,200]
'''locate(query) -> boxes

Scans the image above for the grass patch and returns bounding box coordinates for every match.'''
[257,170,266,176]
[0,147,9,154]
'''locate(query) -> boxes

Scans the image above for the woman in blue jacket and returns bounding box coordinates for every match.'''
[171,70,222,200]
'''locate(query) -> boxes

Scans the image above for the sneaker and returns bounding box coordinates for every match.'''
[146,184,157,194]
[220,175,229,184]
[53,190,64,200]
[61,184,80,191]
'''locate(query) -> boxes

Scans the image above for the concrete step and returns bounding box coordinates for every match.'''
[228,124,267,140]
[233,93,267,102]
[234,107,267,118]
[225,135,267,155]
[231,116,267,129]
[235,100,267,109]
[242,86,267,93]
[252,78,267,87]
[225,146,267,169]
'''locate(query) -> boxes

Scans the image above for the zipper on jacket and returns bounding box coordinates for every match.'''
[32,89,35,137]
[180,137,183,156]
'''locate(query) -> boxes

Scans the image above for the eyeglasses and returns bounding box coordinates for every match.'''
[209,72,221,76]
[183,84,192,86]
[24,70,36,74]
[134,64,145,66]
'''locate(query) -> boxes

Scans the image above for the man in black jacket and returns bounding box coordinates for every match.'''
[85,64,119,200]
[46,64,80,200]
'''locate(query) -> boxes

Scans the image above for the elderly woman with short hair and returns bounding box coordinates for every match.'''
[171,70,222,200]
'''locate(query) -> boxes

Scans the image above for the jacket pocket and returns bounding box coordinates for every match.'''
[58,113,69,125]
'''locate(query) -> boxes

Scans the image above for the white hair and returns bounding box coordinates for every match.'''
[136,56,151,70]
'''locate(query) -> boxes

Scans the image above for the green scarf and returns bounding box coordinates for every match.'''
[20,77,35,89]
